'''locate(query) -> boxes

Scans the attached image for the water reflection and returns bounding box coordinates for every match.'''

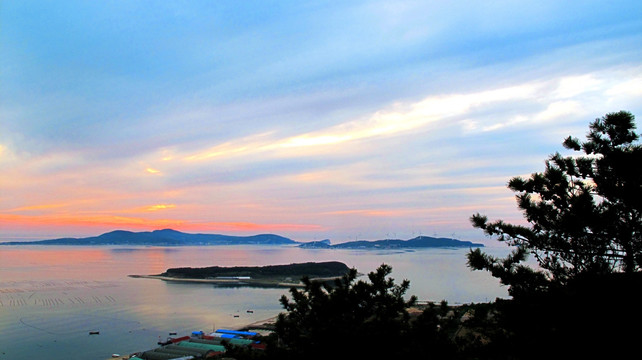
[109,247,181,254]
[0,245,511,360]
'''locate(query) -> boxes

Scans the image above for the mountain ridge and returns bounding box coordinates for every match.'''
[0,229,297,246]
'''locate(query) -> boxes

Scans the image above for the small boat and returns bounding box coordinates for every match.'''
[89,331,100,335]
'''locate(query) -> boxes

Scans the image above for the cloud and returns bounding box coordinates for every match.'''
[535,100,583,122]
[554,75,602,98]
[0,212,324,235]
[8,203,69,213]
[172,67,636,168]
[113,66,640,216]
[145,204,176,211]
[162,82,540,168]
[605,73,642,98]
[274,83,537,149]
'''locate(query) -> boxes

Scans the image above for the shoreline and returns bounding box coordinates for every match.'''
[236,315,279,332]
[107,315,280,360]
[128,274,335,288]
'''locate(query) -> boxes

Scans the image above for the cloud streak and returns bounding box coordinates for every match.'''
[156,68,641,169]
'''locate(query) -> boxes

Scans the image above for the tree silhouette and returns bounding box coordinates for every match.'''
[469,111,641,290]
[467,111,642,359]
[274,264,417,359]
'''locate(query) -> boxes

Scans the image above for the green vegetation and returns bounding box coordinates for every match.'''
[162,261,350,279]
[274,264,417,359]
[232,264,518,359]
[131,262,352,288]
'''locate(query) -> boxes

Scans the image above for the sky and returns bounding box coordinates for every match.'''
[1,1,641,244]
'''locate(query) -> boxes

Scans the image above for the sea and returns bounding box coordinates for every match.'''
[0,245,511,360]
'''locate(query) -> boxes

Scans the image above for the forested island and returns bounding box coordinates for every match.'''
[130,261,351,288]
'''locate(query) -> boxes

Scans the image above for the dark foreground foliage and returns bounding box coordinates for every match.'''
[464,111,642,359]
[470,111,642,292]
[224,265,641,360]
[274,264,417,359]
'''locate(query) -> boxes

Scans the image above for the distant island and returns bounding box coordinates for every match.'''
[0,229,483,248]
[0,229,297,246]
[298,236,484,249]
[130,261,351,288]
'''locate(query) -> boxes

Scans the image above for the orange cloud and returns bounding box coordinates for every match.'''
[0,213,184,230]
[145,204,176,211]
[0,213,323,236]
[188,221,325,233]
[9,203,69,212]
[326,209,409,217]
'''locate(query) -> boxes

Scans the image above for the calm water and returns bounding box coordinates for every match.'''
[0,245,510,360]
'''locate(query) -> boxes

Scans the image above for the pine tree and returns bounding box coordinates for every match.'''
[468,111,642,359]
[274,264,417,359]
[469,111,641,289]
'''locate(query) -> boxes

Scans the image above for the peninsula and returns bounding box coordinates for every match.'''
[130,261,352,288]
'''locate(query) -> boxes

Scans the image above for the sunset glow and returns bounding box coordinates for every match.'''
[1,1,640,243]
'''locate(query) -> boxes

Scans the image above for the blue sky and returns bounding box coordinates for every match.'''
[1,0,641,243]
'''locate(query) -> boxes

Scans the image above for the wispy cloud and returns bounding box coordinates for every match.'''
[144,204,176,211]
[0,212,323,235]
[8,203,70,213]
[161,68,639,169]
